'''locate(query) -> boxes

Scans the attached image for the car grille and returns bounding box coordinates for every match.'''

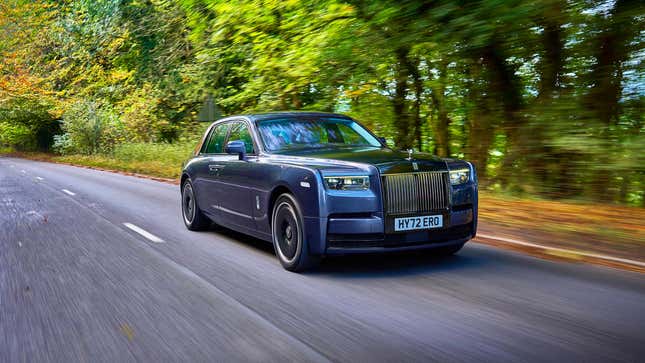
[382,172,449,215]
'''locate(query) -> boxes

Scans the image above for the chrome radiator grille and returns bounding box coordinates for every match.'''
[382,172,449,215]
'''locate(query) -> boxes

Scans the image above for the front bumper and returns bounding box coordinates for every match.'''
[304,208,476,256]
[326,237,470,255]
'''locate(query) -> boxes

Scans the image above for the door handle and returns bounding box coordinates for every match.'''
[209,164,225,172]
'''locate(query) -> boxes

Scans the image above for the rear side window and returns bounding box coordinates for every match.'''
[203,123,229,154]
[227,122,255,154]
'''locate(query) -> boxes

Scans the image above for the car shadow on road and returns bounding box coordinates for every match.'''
[209,224,489,278]
[312,251,488,278]
[206,224,276,254]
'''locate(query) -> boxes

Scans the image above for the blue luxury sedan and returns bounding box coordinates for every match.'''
[181,112,478,271]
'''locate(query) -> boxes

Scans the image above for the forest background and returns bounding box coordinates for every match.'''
[1,0,643,207]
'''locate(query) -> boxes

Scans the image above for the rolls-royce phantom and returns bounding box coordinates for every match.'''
[181,112,478,271]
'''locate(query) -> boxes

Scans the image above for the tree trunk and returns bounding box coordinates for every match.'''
[537,6,563,99]
[528,6,565,195]
[464,61,494,181]
[430,61,451,158]
[405,57,423,151]
[393,47,411,149]
[481,38,525,187]
[466,111,494,181]
[586,0,639,201]
[291,92,302,109]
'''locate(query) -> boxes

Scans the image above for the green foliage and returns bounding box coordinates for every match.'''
[0,0,643,205]
[60,100,124,154]
[52,133,73,155]
[0,96,58,150]
[0,122,36,150]
[118,85,161,142]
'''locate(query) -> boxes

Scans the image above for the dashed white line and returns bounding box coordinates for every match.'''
[61,189,76,196]
[476,233,645,268]
[35,176,44,181]
[123,223,164,243]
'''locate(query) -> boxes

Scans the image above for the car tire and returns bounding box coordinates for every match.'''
[435,243,465,256]
[182,179,210,231]
[271,193,320,272]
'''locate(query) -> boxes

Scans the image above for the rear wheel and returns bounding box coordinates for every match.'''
[182,179,210,231]
[271,194,320,272]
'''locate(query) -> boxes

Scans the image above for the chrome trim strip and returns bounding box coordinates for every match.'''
[214,205,253,219]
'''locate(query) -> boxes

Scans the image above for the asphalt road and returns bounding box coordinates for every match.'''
[1,156,644,362]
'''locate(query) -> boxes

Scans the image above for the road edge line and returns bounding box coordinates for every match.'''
[475,233,645,270]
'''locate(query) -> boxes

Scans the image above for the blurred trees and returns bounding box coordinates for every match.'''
[0,0,59,150]
[0,0,643,205]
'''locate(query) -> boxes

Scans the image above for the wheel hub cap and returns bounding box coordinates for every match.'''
[285,225,292,241]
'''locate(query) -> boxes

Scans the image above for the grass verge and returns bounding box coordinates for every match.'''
[478,193,645,262]
[6,142,193,179]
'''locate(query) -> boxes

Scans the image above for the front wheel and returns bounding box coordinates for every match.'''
[182,179,211,231]
[271,194,320,272]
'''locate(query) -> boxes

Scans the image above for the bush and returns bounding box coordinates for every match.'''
[119,85,161,143]
[60,100,125,154]
[52,133,73,155]
[0,122,37,150]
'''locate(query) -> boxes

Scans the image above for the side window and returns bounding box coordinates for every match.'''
[227,122,255,154]
[204,123,229,154]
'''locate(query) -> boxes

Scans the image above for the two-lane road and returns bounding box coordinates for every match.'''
[1,156,644,362]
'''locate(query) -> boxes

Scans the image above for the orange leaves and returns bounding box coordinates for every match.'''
[0,52,51,102]
[0,0,56,103]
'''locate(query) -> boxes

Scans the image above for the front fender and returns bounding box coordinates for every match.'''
[274,165,324,218]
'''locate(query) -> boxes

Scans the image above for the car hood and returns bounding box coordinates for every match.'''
[265,147,448,174]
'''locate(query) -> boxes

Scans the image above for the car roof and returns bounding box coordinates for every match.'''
[240,112,352,122]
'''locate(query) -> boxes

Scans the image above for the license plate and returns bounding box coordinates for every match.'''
[394,215,443,232]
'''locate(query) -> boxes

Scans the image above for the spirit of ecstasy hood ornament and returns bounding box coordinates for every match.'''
[406,149,414,161]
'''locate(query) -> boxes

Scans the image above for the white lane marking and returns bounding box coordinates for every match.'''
[21,170,26,174]
[476,233,645,268]
[123,223,164,243]
[18,241,22,247]
[35,176,44,181]
[61,189,76,196]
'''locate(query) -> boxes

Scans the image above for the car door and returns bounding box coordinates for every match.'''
[215,120,258,231]
[193,121,231,220]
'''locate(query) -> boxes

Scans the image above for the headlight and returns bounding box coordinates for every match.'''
[449,169,470,185]
[323,176,370,191]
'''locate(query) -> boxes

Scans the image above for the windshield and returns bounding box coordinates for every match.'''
[257,117,382,152]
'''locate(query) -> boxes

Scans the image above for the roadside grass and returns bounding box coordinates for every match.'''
[5,142,193,179]
[479,193,645,260]
[3,143,644,262]
[56,154,184,179]
[0,146,15,154]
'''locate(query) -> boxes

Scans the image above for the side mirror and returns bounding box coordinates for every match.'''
[377,136,387,145]
[225,140,247,160]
